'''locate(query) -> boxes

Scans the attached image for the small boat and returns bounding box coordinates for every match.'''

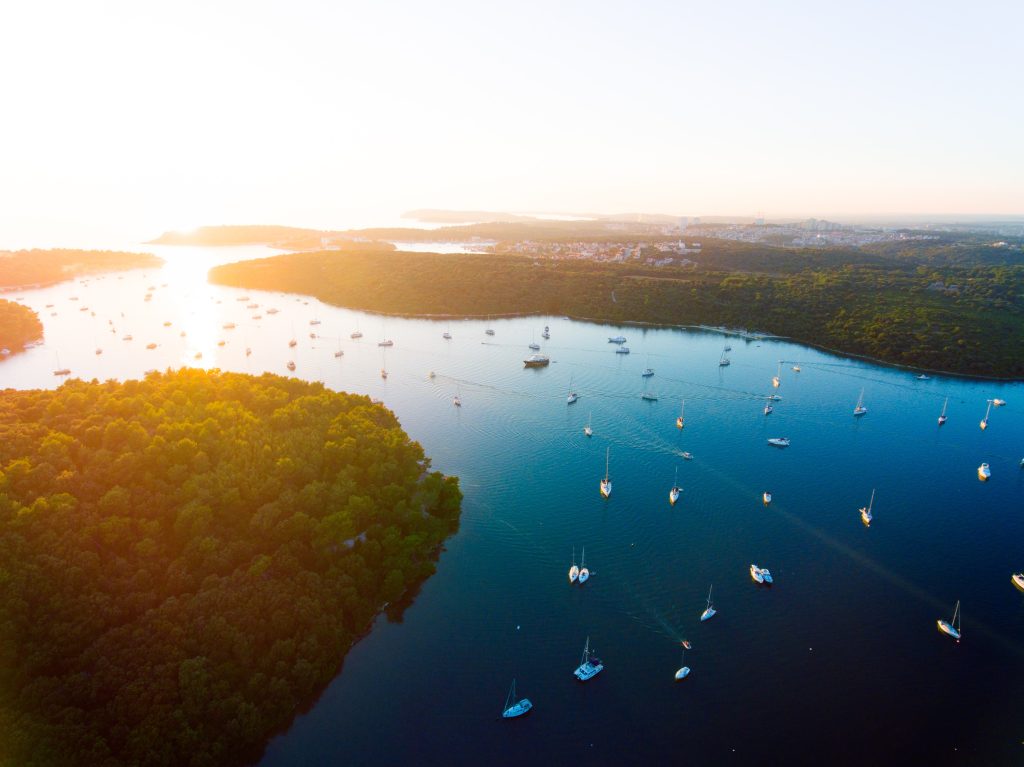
[288,339,298,348]
[916,374,930,380]
[573,637,603,681]
[608,336,627,344]
[578,548,590,584]
[700,584,716,622]
[584,412,593,437]
[541,330,550,340]
[978,463,991,481]
[763,491,772,505]
[569,547,579,584]
[377,340,394,347]
[246,347,252,356]
[452,394,461,407]
[681,451,693,460]
[122,335,132,341]
[641,367,654,377]
[334,350,344,358]
[194,352,203,360]
[1012,573,1024,592]
[350,330,363,339]
[523,354,550,367]
[937,600,961,641]
[567,376,578,404]
[442,331,452,340]
[600,447,612,498]
[217,340,226,347]
[938,397,948,426]
[615,346,630,355]
[95,348,102,355]
[266,308,279,315]
[286,361,296,371]
[669,468,681,506]
[676,401,685,429]
[674,648,690,681]
[501,679,532,719]
[853,388,867,416]
[764,403,773,416]
[792,365,801,372]
[528,342,541,351]
[146,342,157,350]
[681,640,692,650]
[750,564,764,584]
[381,368,388,379]
[718,348,730,367]
[223,323,236,330]
[772,361,781,388]
[860,488,875,526]
[760,567,774,584]
[641,392,658,401]
[992,398,1006,407]
[310,319,321,326]
[767,437,790,447]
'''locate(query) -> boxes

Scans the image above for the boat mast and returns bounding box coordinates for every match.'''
[604,447,610,481]
[868,488,875,513]
[941,398,948,417]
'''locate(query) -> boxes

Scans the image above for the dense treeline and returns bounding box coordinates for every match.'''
[0,250,163,290]
[0,369,461,766]
[0,299,42,353]
[210,250,1024,378]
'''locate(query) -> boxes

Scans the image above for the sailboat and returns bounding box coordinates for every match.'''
[980,400,992,430]
[674,648,690,681]
[573,637,603,681]
[52,352,71,376]
[584,412,593,437]
[528,331,540,351]
[334,336,344,358]
[578,548,590,584]
[853,388,868,416]
[569,547,579,583]
[938,397,948,426]
[937,600,961,641]
[860,488,875,526]
[763,491,772,505]
[567,376,578,404]
[772,361,781,388]
[719,348,730,366]
[676,401,685,429]
[452,392,462,407]
[485,316,495,336]
[600,448,612,498]
[764,398,774,416]
[350,320,363,339]
[442,321,452,340]
[700,585,716,621]
[501,679,532,719]
[380,348,388,379]
[977,463,991,481]
[288,323,298,348]
[642,357,654,377]
[669,467,681,505]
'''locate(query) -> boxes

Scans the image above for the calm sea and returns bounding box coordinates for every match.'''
[2,246,1022,765]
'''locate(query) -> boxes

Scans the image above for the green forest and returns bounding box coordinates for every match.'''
[0,299,42,354]
[0,369,462,766]
[0,250,163,290]
[210,250,1024,378]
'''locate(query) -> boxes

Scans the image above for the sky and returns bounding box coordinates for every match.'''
[1,0,1022,246]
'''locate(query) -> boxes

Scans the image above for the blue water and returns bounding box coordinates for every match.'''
[3,250,1022,764]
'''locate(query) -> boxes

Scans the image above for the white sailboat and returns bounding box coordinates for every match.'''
[977,463,990,481]
[501,679,532,719]
[938,397,948,426]
[860,488,875,526]
[584,412,593,437]
[452,393,462,407]
[669,467,681,506]
[750,564,764,584]
[763,491,772,505]
[674,648,690,681]
[1012,573,1024,593]
[567,375,578,404]
[764,398,774,416]
[573,637,603,681]
[52,351,71,376]
[350,319,363,339]
[853,388,868,416]
[578,547,590,584]
[980,400,992,430]
[992,398,1006,407]
[485,316,495,336]
[676,400,685,429]
[700,585,716,622]
[772,361,781,388]
[937,600,961,641]
[719,348,730,366]
[600,448,612,498]
[568,547,579,584]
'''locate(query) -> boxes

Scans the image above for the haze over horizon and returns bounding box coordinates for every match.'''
[2,0,1022,247]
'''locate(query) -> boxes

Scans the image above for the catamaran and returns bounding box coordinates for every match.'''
[568,547,579,584]
[578,548,590,584]
[772,361,782,388]
[600,447,612,498]
[573,637,603,681]
[669,467,681,506]
[938,397,948,426]
[676,401,685,429]
[584,412,593,437]
[501,679,532,719]
[937,600,961,641]
[854,388,868,416]
[980,400,992,430]
[700,585,716,622]
[860,488,875,526]
[978,463,991,481]
[674,648,690,681]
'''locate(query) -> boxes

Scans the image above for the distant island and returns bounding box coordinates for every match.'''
[0,299,42,355]
[0,369,462,766]
[0,249,163,291]
[209,244,1024,379]
[148,225,397,253]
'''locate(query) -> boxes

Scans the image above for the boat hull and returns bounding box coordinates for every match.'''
[600,481,612,498]
[700,608,716,622]
[502,699,533,718]
[937,620,961,640]
[674,667,690,681]
[1012,574,1024,592]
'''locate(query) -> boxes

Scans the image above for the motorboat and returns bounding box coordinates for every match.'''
[700,585,716,622]
[768,394,782,401]
[501,679,532,719]
[860,488,875,526]
[524,354,550,367]
[792,365,801,372]
[937,600,961,641]
[763,492,772,505]
[578,548,589,584]
[600,447,612,498]
[681,451,693,460]
[916,374,930,380]
[750,564,764,584]
[978,463,991,481]
[569,547,579,583]
[767,437,790,447]
[608,336,627,344]
[573,637,603,681]
[772,361,781,388]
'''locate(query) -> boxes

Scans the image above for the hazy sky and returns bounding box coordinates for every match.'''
[1,0,1022,246]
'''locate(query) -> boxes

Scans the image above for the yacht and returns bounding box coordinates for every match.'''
[937,600,961,641]
[676,401,685,429]
[501,680,532,719]
[600,447,612,498]
[750,564,765,584]
[938,397,948,426]
[568,547,579,584]
[767,437,791,447]
[853,388,867,416]
[763,491,772,505]
[1012,573,1024,592]
[523,354,550,367]
[584,412,593,437]
[573,637,603,681]
[860,488,875,526]
[578,548,589,584]
[978,463,991,481]
[615,346,631,355]
[608,336,627,344]
[700,585,716,622]
[674,648,690,681]
[669,467,681,506]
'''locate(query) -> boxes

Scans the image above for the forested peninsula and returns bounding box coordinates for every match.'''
[0,249,163,290]
[0,299,42,354]
[0,369,462,766]
[209,250,1024,378]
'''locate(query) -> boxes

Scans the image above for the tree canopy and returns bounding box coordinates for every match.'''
[0,299,42,354]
